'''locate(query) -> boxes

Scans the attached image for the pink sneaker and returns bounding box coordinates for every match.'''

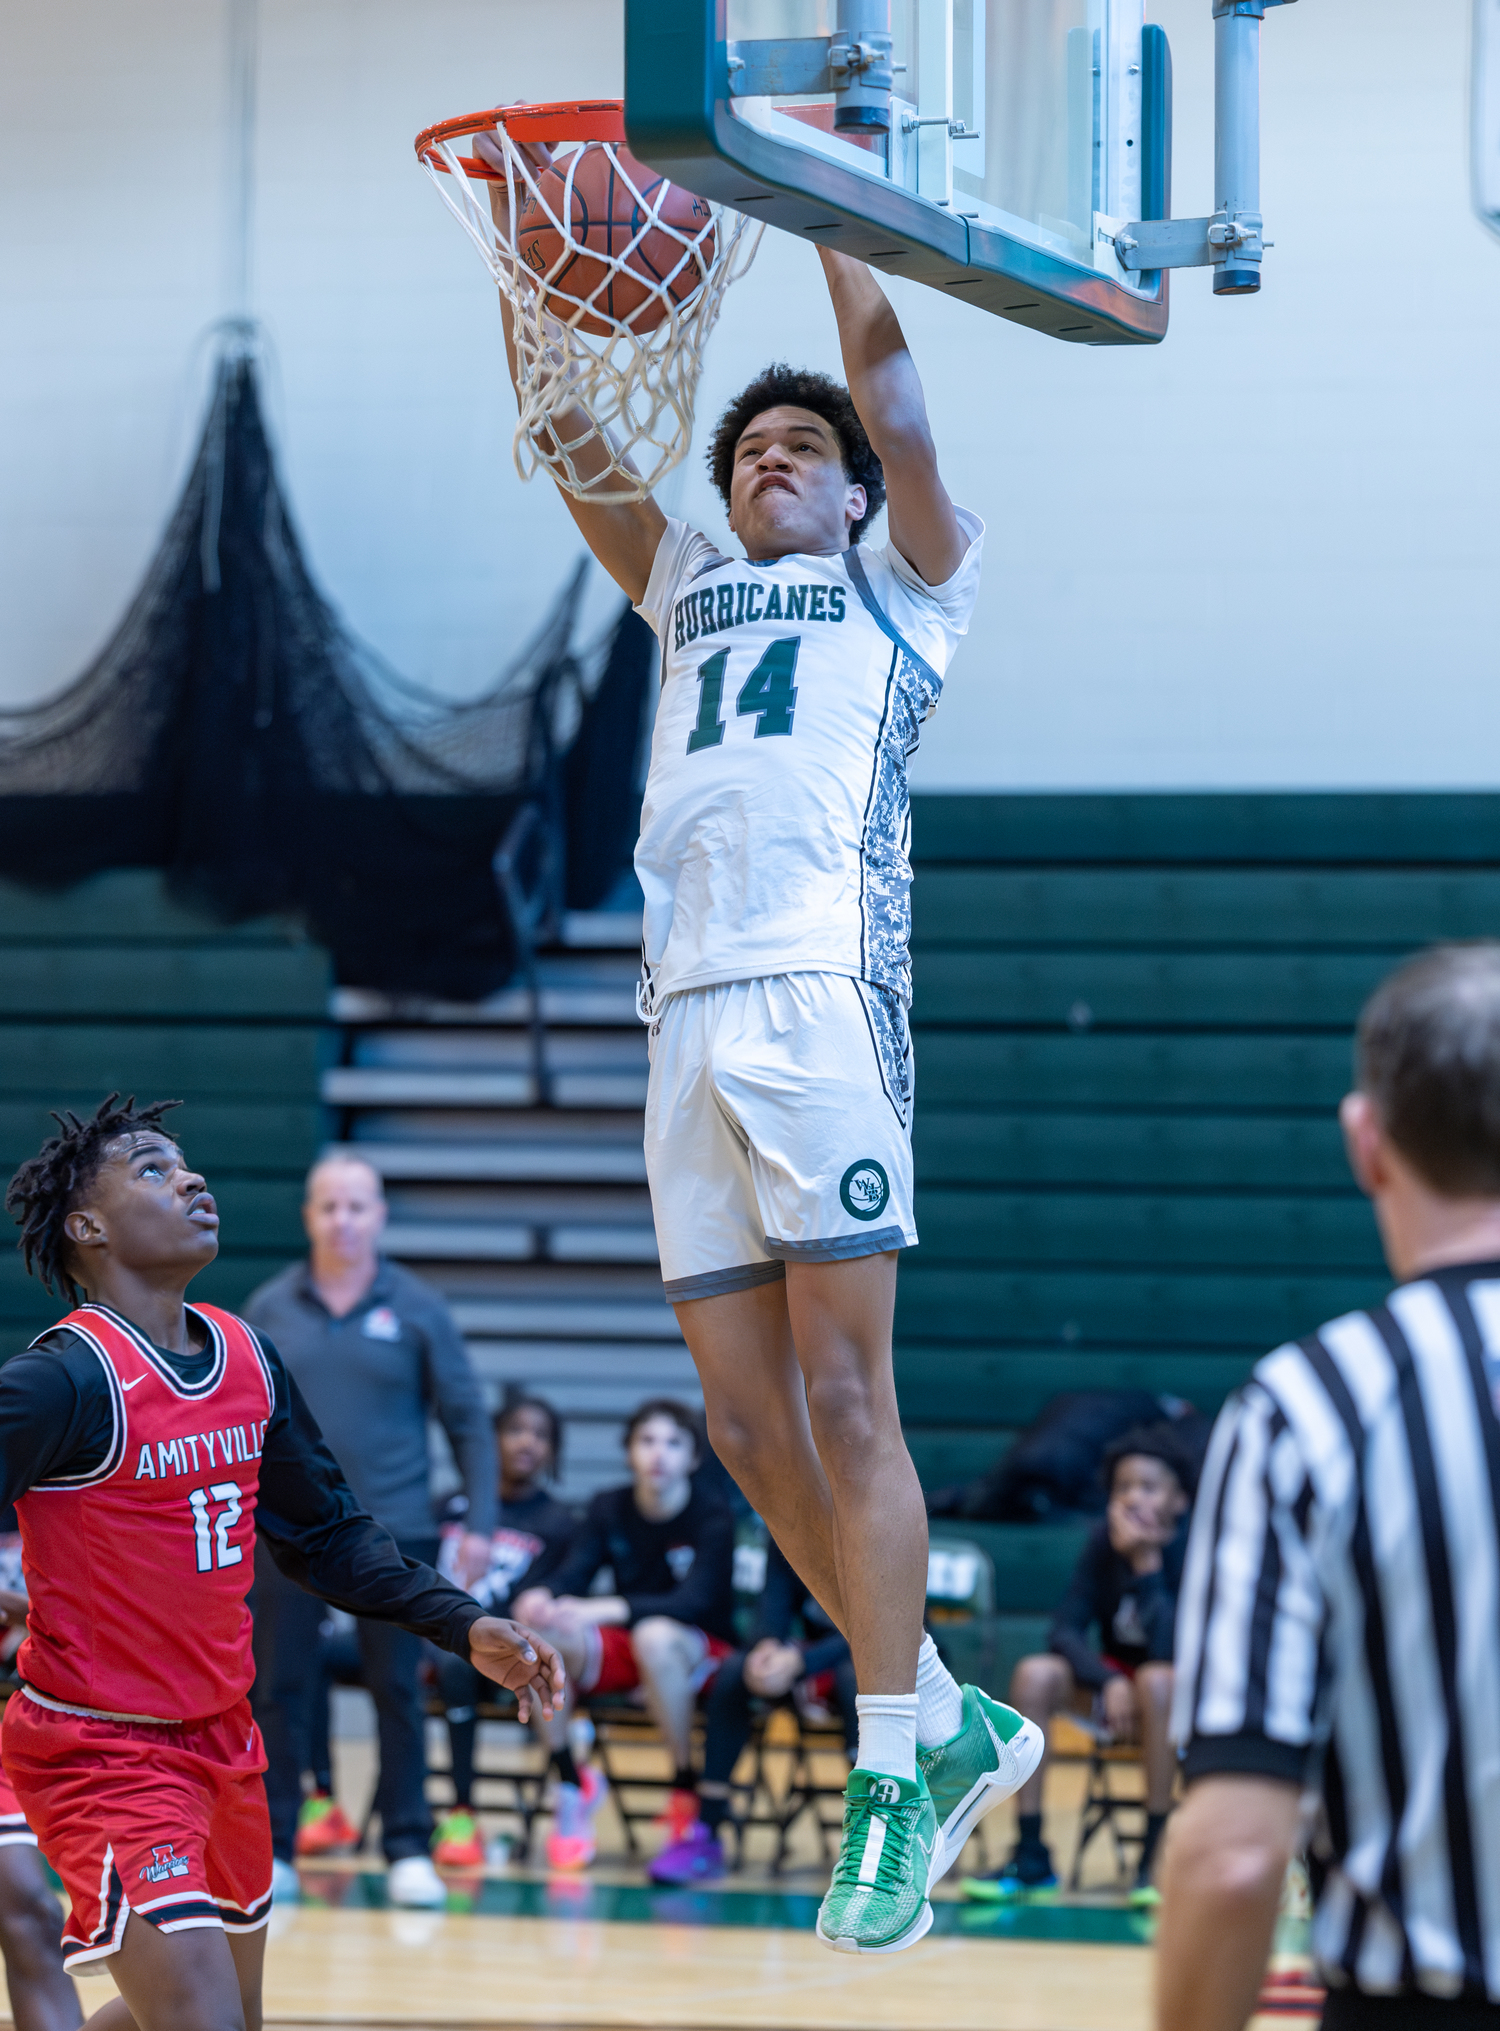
[649,1821,728,1885]
[545,1769,608,1872]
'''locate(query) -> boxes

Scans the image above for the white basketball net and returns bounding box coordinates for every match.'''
[421,123,763,503]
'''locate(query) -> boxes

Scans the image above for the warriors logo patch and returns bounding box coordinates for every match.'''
[140,1844,191,1883]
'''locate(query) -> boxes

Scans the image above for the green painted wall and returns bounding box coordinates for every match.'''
[0,872,332,1344]
[898,793,1500,1556]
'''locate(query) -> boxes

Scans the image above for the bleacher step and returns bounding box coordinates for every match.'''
[332,957,640,1030]
[332,1139,649,1184]
[560,911,645,950]
[325,1069,648,1109]
[465,1339,699,1410]
[450,1298,682,1341]
[326,942,676,1494]
[346,1028,648,1073]
[382,1219,659,1265]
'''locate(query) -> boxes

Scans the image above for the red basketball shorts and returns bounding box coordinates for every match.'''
[582,1623,733,1698]
[2,1692,273,1972]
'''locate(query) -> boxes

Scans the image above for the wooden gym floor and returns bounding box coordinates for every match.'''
[34,1723,1317,2031]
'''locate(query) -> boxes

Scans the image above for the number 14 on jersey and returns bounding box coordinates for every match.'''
[687,638,800,753]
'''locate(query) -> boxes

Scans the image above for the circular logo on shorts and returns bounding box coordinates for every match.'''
[840,1159,890,1222]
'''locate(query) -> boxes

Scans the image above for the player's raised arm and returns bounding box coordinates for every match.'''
[816,247,965,585]
[475,128,666,605]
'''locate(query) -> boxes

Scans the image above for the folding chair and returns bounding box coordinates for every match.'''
[925,1536,997,1624]
[1062,1717,1147,1890]
[725,1699,849,1874]
[584,1694,708,1859]
[424,1689,551,1854]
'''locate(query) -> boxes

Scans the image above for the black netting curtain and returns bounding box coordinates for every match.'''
[0,344,653,997]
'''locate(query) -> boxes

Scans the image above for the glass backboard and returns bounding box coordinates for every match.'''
[624,0,1171,344]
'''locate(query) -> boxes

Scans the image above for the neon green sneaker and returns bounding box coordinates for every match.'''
[918,1685,1047,1884]
[815,1768,938,1956]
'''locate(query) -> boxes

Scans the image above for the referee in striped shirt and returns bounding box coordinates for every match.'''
[1159,943,1500,2031]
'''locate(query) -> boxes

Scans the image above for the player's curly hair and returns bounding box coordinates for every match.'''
[5,1094,183,1302]
[1102,1422,1200,1501]
[706,364,885,542]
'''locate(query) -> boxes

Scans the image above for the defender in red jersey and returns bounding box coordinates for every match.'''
[0,1097,565,2031]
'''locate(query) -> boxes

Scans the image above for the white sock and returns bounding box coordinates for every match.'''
[855,1693,918,1781]
[915,1634,965,1748]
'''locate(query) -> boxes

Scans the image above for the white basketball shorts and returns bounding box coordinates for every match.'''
[645,971,918,1302]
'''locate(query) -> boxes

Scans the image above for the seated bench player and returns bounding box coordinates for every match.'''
[430,1396,578,1867]
[963,1424,1195,1905]
[650,1534,857,1884]
[0,1095,563,2031]
[512,1398,735,1870]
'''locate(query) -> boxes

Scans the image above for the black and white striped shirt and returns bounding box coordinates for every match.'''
[1173,1260,1500,2001]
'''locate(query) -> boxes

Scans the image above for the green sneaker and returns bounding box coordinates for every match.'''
[918,1685,1047,1884]
[815,1769,938,1955]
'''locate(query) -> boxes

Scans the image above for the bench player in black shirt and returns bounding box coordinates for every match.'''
[431,1397,578,1866]
[514,1398,735,1869]
[651,1535,857,1883]
[964,1424,1194,1905]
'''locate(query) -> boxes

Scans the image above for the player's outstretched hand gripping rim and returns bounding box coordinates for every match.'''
[473,109,553,182]
[467,1615,567,1722]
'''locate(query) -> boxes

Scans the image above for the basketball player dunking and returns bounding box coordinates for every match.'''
[483,127,1045,1954]
[0,1097,564,2027]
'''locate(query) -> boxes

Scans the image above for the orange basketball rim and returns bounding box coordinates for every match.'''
[414,99,627,182]
[412,93,763,504]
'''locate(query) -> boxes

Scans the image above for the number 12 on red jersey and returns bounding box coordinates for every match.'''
[188,1483,244,1572]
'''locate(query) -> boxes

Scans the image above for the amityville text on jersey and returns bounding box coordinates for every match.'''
[133,1422,270,1480]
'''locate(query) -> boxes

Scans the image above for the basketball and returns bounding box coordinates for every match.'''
[516,144,716,337]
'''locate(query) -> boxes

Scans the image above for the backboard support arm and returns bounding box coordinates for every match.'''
[1108,0,1296,294]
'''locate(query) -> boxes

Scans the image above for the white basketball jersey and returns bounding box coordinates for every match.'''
[633,511,983,1011]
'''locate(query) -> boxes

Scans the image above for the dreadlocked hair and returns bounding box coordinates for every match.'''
[6,1094,184,1302]
[706,364,885,542]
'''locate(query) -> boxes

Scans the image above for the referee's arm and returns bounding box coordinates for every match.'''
[1156,1380,1327,2031]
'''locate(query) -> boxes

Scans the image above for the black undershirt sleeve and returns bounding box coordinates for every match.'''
[0,1333,118,1505]
[250,1336,486,1659]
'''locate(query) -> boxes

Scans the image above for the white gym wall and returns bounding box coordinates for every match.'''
[2,0,1497,789]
